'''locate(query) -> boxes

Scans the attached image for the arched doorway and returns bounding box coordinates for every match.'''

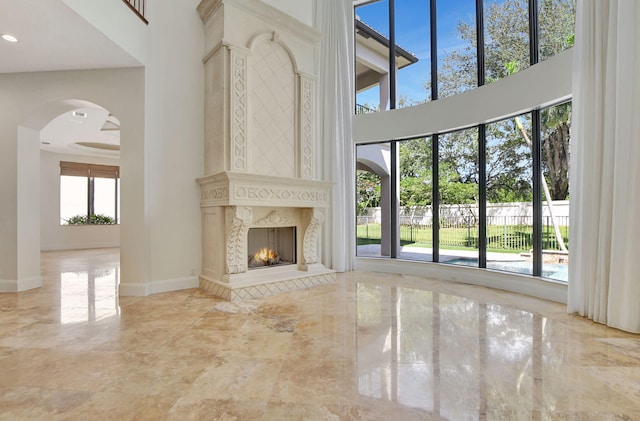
[17,99,121,291]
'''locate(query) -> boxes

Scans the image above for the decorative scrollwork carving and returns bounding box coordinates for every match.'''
[255,211,294,226]
[225,206,252,274]
[230,49,248,172]
[303,208,325,265]
[201,186,228,202]
[301,77,314,179]
[233,186,326,203]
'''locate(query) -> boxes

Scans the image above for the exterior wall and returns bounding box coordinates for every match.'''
[353,49,572,144]
[361,201,571,225]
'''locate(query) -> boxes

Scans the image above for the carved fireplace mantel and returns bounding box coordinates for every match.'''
[196,0,335,301]
[197,172,332,209]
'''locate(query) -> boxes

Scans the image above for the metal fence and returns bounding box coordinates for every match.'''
[357,215,569,251]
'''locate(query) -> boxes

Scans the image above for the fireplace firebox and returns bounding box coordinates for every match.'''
[248,227,296,269]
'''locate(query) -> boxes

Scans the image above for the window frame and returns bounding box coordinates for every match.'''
[59,161,120,225]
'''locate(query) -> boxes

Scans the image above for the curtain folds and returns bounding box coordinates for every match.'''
[568,0,640,332]
[314,0,356,272]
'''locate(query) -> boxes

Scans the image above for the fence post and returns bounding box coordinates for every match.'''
[503,217,507,249]
[545,216,550,249]
[366,218,369,239]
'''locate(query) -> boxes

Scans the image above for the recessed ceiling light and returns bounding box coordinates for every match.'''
[2,34,18,43]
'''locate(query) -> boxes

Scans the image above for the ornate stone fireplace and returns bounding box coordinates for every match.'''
[197,0,335,300]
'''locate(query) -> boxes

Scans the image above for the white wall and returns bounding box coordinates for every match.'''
[62,0,149,65]
[40,150,120,251]
[131,0,204,296]
[0,68,145,292]
[353,49,573,143]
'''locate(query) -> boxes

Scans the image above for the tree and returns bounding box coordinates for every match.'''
[356,170,381,216]
[541,102,571,200]
[417,0,574,206]
[399,138,432,208]
[360,0,575,230]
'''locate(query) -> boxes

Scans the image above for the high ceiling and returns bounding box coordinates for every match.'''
[0,0,143,158]
[0,0,140,74]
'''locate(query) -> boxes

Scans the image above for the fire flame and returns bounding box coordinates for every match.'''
[253,247,278,263]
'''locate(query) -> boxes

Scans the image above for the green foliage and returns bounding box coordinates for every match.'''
[426,0,575,98]
[414,0,574,205]
[400,138,432,207]
[356,170,381,215]
[91,214,116,224]
[357,1,574,213]
[64,214,116,225]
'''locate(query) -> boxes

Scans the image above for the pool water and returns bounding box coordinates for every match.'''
[444,258,568,283]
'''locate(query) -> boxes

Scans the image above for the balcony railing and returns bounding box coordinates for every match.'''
[122,0,148,24]
[356,104,376,114]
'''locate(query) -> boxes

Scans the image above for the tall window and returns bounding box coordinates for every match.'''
[439,127,479,266]
[60,161,120,225]
[353,0,574,282]
[354,0,575,107]
[540,102,571,281]
[399,137,433,261]
[485,113,534,275]
[437,0,478,98]
[356,143,391,258]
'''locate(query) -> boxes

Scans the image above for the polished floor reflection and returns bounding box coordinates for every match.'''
[1,249,639,419]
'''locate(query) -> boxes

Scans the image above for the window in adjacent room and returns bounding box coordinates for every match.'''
[59,161,119,225]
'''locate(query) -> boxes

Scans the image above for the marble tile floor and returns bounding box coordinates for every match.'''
[1,248,640,420]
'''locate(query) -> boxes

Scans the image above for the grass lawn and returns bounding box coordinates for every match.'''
[357,223,568,253]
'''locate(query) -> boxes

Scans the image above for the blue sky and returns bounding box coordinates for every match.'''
[356,0,479,107]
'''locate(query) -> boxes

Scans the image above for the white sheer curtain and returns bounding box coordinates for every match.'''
[568,0,640,333]
[314,0,356,272]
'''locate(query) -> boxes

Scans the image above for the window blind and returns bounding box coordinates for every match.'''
[60,161,119,179]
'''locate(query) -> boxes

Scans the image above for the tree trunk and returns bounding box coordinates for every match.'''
[514,117,568,252]
[542,122,570,201]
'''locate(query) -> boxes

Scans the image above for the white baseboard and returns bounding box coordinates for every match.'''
[0,276,43,292]
[41,242,120,251]
[356,257,568,304]
[118,282,149,296]
[149,276,199,294]
[119,276,199,297]
[0,279,17,292]
[18,276,42,291]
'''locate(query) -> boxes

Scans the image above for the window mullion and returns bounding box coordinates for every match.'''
[88,176,95,224]
[532,110,543,276]
[478,124,487,268]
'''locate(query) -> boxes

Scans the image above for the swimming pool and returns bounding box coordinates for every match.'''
[443,258,568,283]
